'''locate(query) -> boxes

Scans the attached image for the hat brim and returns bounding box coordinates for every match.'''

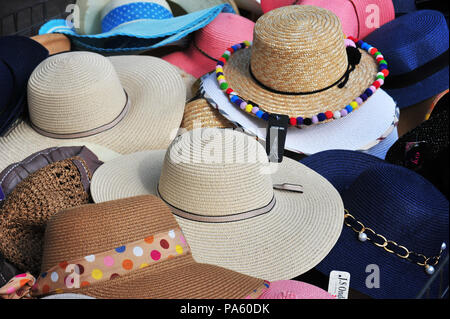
[201,72,397,155]
[54,255,266,299]
[385,66,449,109]
[0,56,185,172]
[163,44,217,78]
[91,151,344,281]
[39,5,234,53]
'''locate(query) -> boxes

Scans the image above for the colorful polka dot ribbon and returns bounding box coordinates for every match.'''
[0,227,272,299]
[215,37,389,127]
[33,228,189,297]
[0,228,190,299]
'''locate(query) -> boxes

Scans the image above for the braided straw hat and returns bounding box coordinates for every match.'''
[181,98,234,131]
[90,128,344,281]
[0,156,100,275]
[223,5,378,119]
[37,195,267,299]
[0,52,185,172]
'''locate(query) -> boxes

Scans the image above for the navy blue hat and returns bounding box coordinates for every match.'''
[364,10,449,109]
[0,36,49,136]
[301,150,449,299]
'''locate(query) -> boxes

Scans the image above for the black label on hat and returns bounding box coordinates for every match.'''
[0,186,4,202]
[404,141,431,170]
[266,113,290,163]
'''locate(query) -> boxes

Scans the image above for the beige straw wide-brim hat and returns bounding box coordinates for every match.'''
[91,128,344,281]
[181,98,235,131]
[0,52,185,172]
[39,195,266,299]
[223,5,378,120]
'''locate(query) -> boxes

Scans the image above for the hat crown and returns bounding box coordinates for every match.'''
[41,195,186,271]
[342,163,449,255]
[159,129,274,216]
[101,0,173,32]
[27,52,127,136]
[250,5,348,93]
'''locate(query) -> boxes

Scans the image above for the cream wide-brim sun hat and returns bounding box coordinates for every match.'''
[90,128,344,281]
[0,52,186,172]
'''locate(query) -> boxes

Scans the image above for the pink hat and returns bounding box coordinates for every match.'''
[162,13,254,78]
[257,280,335,299]
[260,0,395,39]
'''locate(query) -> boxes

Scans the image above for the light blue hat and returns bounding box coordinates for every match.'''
[39,0,234,53]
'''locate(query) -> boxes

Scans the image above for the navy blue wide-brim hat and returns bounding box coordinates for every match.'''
[301,150,449,299]
[363,10,449,109]
[0,36,49,136]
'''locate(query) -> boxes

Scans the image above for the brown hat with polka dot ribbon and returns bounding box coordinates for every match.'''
[32,195,269,299]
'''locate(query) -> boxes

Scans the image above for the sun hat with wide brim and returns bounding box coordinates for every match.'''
[202,6,397,155]
[363,10,449,109]
[39,0,235,53]
[0,51,185,172]
[29,195,271,299]
[168,0,240,16]
[162,13,255,78]
[300,150,449,298]
[261,0,395,39]
[258,280,334,299]
[90,128,344,281]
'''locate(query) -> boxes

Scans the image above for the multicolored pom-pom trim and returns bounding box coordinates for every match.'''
[215,37,389,127]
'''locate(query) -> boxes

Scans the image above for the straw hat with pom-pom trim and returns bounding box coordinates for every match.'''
[222,5,379,120]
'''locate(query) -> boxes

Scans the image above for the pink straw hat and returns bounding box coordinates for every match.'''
[162,13,254,78]
[258,280,334,299]
[261,0,394,39]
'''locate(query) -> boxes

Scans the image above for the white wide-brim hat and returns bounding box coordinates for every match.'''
[0,53,186,172]
[90,128,344,281]
[201,71,397,155]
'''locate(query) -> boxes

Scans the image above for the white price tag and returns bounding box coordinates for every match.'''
[328,270,351,299]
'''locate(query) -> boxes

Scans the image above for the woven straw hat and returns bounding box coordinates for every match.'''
[35,195,269,299]
[90,128,344,281]
[180,98,234,131]
[222,5,379,119]
[168,0,240,15]
[0,156,101,275]
[0,51,185,172]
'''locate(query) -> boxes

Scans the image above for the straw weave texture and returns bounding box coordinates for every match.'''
[181,99,235,136]
[0,157,91,275]
[224,5,378,118]
[0,52,185,170]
